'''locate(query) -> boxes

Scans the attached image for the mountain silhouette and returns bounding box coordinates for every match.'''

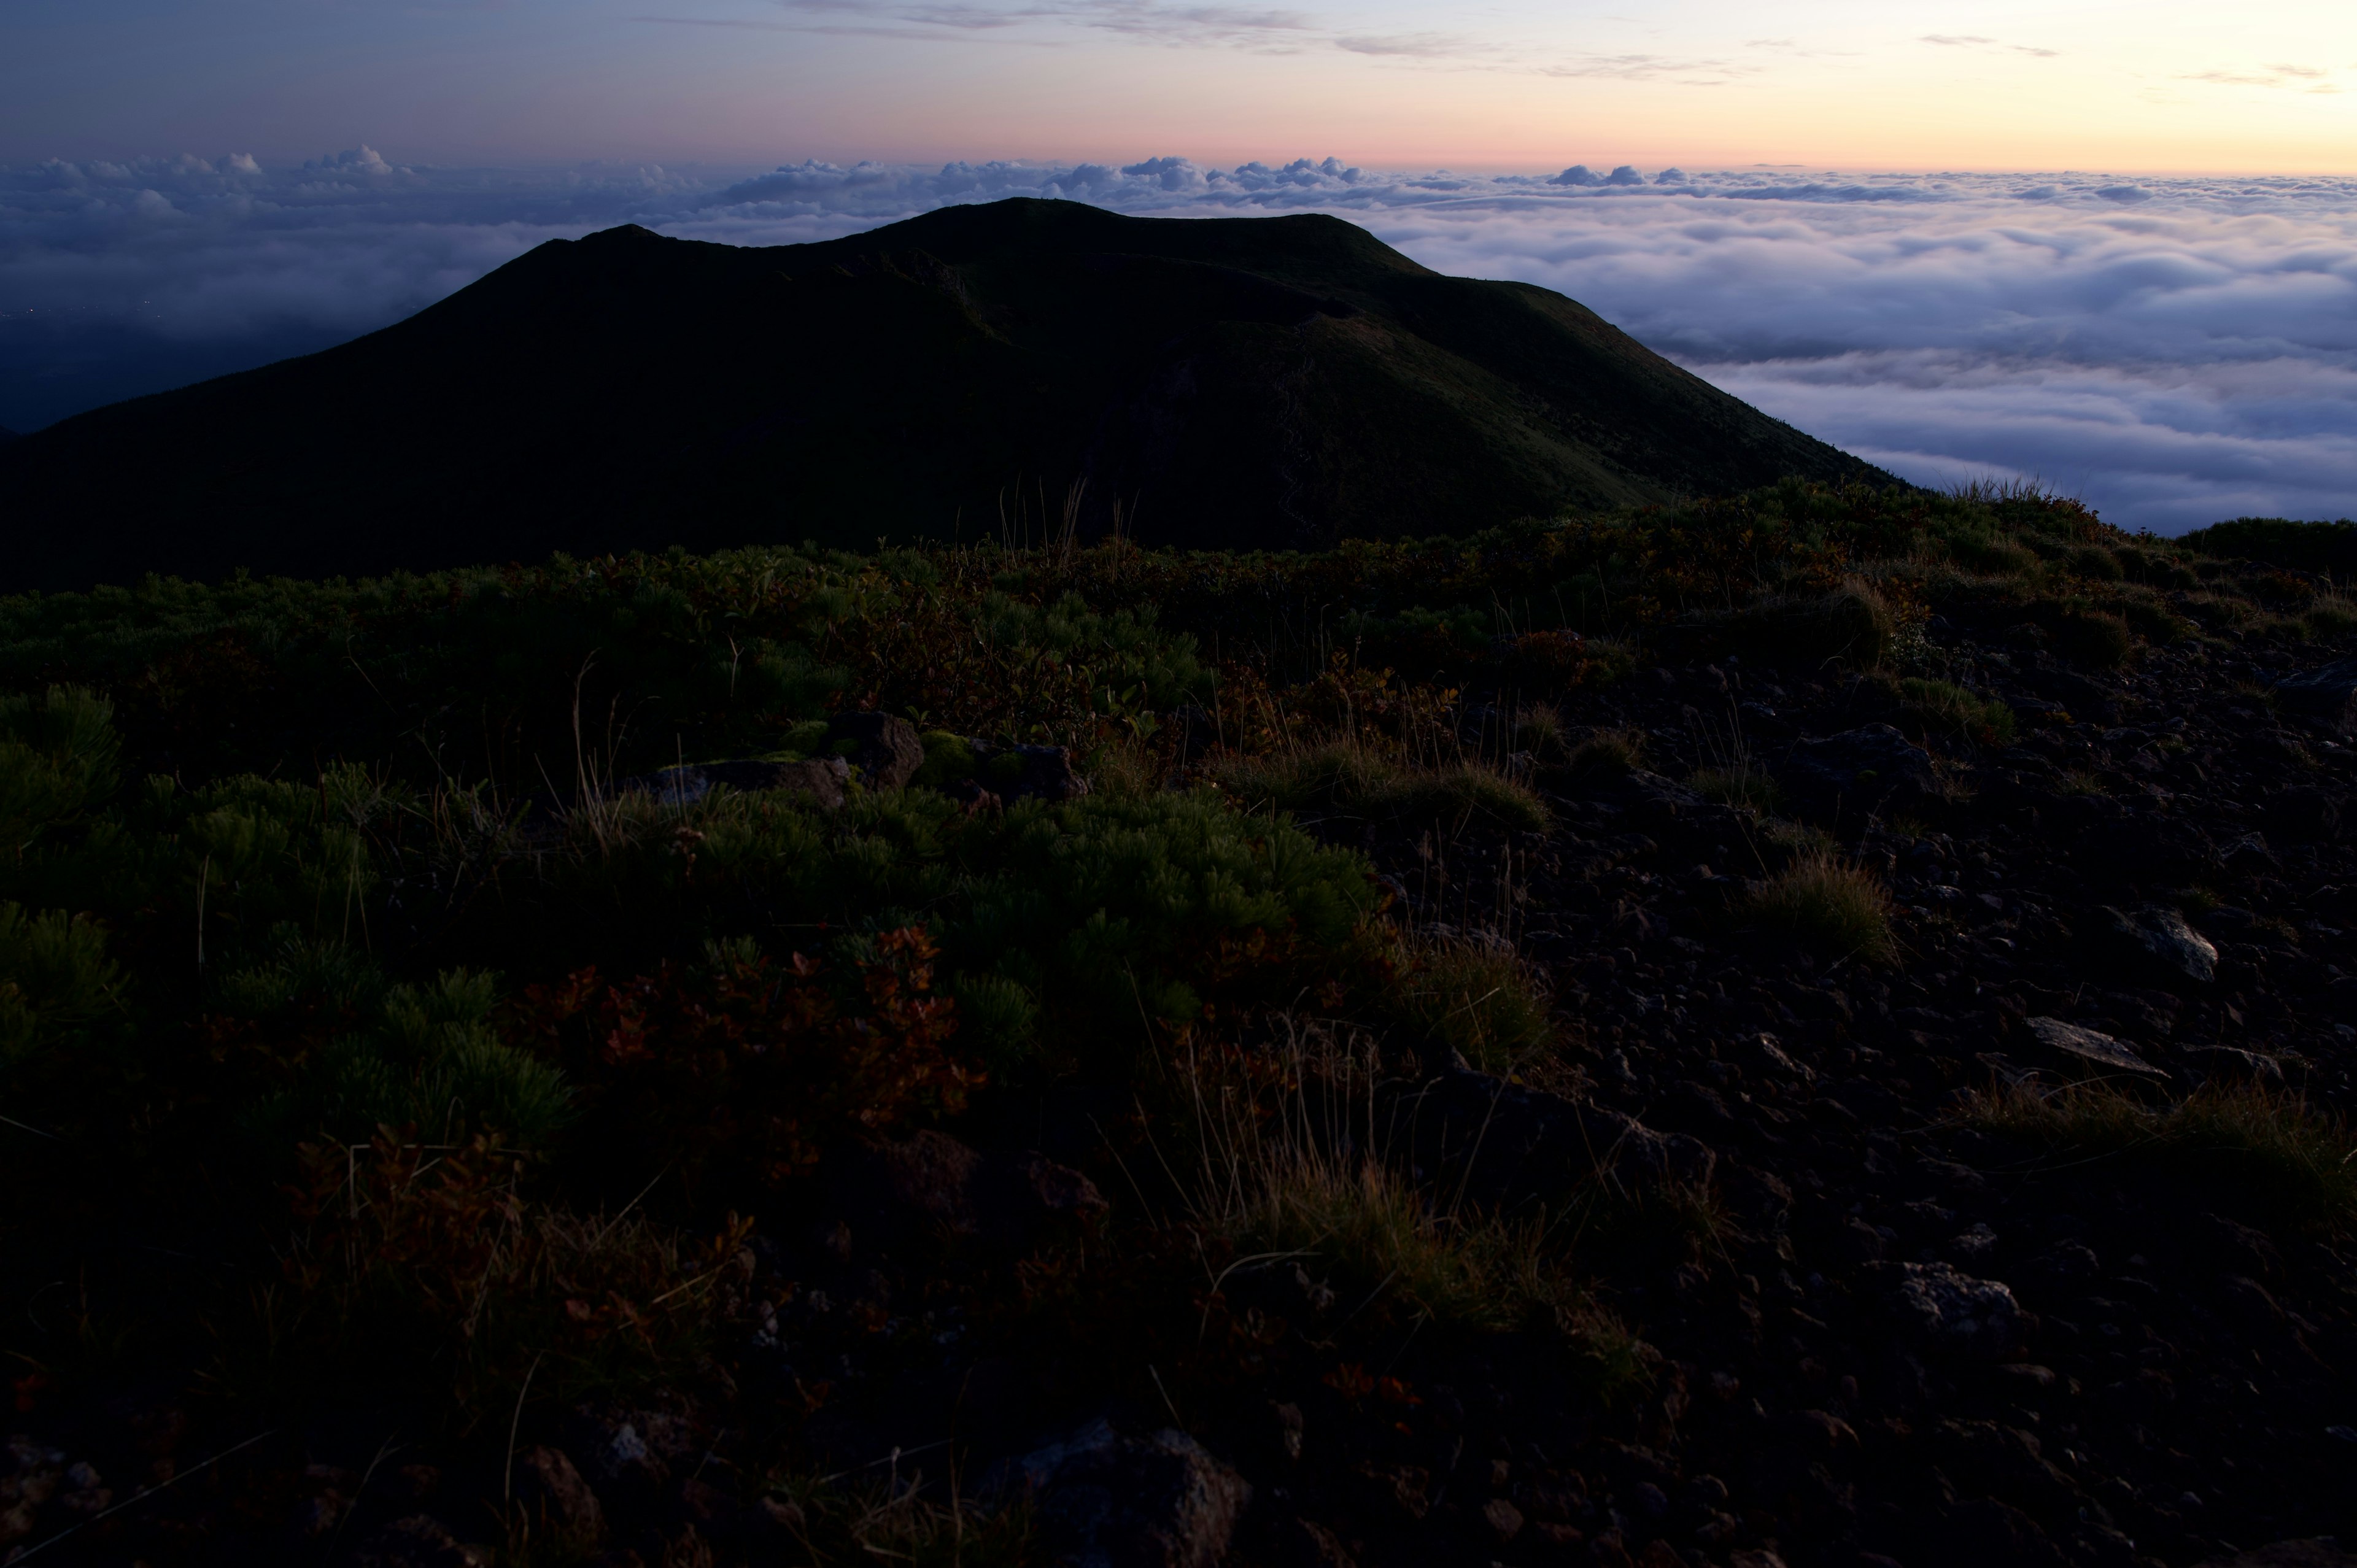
[0,198,1894,590]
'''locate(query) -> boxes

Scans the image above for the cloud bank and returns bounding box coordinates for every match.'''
[4,150,2351,533]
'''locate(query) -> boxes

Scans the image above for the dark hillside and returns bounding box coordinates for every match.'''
[0,199,1890,590]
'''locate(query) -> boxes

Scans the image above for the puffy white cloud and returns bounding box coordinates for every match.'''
[2,152,2351,532]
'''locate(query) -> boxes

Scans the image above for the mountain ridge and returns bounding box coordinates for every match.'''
[0,198,1895,590]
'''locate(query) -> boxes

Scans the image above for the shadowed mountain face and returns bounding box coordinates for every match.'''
[0,199,1893,590]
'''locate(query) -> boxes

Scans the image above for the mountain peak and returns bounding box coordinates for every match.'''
[0,198,1891,590]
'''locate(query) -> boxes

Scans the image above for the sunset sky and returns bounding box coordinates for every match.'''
[6,0,2353,172]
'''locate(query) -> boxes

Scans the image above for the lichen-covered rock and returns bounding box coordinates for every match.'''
[1876,1261,2029,1360]
[996,1418,1250,1568]
[827,711,926,789]
[2097,903,2218,984]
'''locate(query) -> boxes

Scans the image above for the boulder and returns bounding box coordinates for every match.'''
[994,1418,1250,1568]
[1776,724,1942,820]
[826,711,926,789]
[2026,1016,2167,1076]
[511,1446,604,1547]
[2095,905,2218,984]
[2198,1545,2357,1568]
[1875,1261,2029,1360]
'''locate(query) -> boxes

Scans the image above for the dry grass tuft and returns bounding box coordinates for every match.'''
[1965,1079,2357,1231]
[1747,849,1898,964]
[1565,726,1647,776]
[1165,1027,1616,1354]
[1212,740,1549,832]
[1393,935,1552,1072]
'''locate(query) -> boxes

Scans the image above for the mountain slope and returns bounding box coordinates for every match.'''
[0,199,1895,590]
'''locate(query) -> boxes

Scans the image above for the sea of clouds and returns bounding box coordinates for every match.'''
[4,149,2352,533]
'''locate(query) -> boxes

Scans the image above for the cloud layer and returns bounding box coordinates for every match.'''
[4,151,2351,533]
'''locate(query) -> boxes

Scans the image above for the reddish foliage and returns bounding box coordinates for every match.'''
[508,927,978,1205]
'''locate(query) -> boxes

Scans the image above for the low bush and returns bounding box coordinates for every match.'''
[0,902,122,1075]
[275,1129,756,1416]
[2178,517,2357,582]
[1747,850,1897,963]
[2049,606,2135,668]
[1718,581,1894,669]
[510,928,972,1210]
[2067,546,2124,581]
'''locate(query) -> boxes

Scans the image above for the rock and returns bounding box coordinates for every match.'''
[2197,1541,2357,1568]
[2096,905,2218,984]
[617,757,849,811]
[2265,786,2342,842]
[350,1516,491,1568]
[832,1130,1108,1254]
[513,1446,605,1545]
[1481,1497,1525,1542]
[1942,1497,2066,1567]
[994,1418,1250,1568]
[826,711,926,789]
[1281,1518,1358,1567]
[2181,1045,2284,1083]
[1876,1261,2029,1359]
[1409,1070,1714,1207]
[2026,1016,2167,1076]
[2272,655,2357,733]
[568,1405,693,1512]
[1777,724,1942,819]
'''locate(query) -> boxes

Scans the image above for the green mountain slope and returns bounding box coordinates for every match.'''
[0,198,1894,590]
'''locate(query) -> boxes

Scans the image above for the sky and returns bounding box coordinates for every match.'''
[5,0,2354,173]
[1,1,2353,532]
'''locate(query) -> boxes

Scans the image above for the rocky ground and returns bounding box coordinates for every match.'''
[6,620,2356,1568]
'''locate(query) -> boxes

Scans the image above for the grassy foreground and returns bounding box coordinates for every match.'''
[2,478,2351,1561]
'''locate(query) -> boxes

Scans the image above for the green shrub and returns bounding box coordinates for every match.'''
[1720,581,1894,668]
[0,685,120,854]
[2178,517,2357,581]
[1747,851,1897,963]
[2050,607,2135,668]
[1945,531,2040,575]
[2115,546,2200,590]
[0,902,122,1072]
[2118,597,2193,644]
[2069,546,2124,581]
